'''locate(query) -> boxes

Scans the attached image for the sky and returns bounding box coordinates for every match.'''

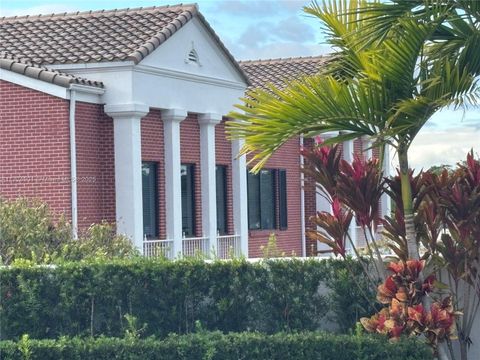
[1,0,478,170]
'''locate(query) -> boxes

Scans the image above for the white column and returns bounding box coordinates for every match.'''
[381,144,392,218]
[198,113,222,257]
[105,102,149,252]
[362,136,373,159]
[231,138,249,257]
[162,109,188,257]
[343,139,357,251]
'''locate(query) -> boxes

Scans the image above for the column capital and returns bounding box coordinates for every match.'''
[161,108,188,123]
[104,102,149,118]
[198,113,223,126]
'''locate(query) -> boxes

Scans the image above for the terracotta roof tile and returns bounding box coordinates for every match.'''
[0,3,250,84]
[0,54,104,88]
[0,4,197,65]
[239,56,329,90]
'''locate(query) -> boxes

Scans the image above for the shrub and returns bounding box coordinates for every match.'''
[0,331,433,360]
[0,198,138,265]
[0,258,375,340]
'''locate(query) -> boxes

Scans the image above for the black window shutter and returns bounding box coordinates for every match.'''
[278,169,288,230]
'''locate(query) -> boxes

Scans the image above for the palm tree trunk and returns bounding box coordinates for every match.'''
[398,146,419,260]
[399,147,450,359]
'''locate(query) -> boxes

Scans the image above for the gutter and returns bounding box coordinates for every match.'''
[69,88,78,239]
[300,135,306,257]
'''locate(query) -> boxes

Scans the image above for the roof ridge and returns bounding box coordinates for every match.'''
[0,3,198,22]
[239,55,328,65]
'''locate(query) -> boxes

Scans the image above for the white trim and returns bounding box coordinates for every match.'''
[1,69,68,99]
[231,138,249,257]
[69,89,78,240]
[198,113,222,256]
[300,135,306,257]
[134,64,246,90]
[105,102,149,251]
[0,69,104,103]
[162,108,188,258]
[49,61,135,71]
[343,139,357,249]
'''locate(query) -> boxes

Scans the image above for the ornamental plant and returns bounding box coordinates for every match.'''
[360,259,458,352]
[302,141,480,360]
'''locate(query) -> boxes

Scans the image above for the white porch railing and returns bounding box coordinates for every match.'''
[143,239,174,259]
[217,234,240,259]
[182,236,209,257]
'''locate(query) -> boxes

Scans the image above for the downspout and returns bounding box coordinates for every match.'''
[300,135,306,257]
[69,88,78,239]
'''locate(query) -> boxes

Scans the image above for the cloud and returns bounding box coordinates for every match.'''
[211,0,308,17]
[274,16,316,42]
[406,127,480,170]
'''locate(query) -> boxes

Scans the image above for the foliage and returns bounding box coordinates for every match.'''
[0,198,70,265]
[0,198,138,265]
[304,143,480,359]
[0,331,433,360]
[0,258,342,340]
[361,260,458,352]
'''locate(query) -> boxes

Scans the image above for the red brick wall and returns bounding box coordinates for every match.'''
[0,80,72,218]
[141,110,166,239]
[302,138,318,256]
[247,137,303,258]
[75,102,115,228]
[180,114,203,237]
[215,119,234,234]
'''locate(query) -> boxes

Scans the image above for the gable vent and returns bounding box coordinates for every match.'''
[187,49,199,63]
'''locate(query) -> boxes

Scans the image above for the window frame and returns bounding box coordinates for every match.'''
[142,161,159,240]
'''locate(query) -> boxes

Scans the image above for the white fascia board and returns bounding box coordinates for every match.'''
[0,69,104,103]
[1,69,68,99]
[48,61,135,71]
[134,64,246,90]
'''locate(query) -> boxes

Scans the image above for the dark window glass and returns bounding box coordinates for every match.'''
[181,164,195,237]
[247,169,277,230]
[260,169,276,229]
[247,171,261,230]
[142,162,158,239]
[279,169,288,230]
[216,165,227,235]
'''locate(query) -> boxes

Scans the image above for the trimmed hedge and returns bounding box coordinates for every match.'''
[0,258,374,340]
[0,332,433,360]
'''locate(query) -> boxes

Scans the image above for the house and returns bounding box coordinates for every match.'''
[0,4,390,258]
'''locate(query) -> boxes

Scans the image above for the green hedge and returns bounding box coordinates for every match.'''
[0,258,375,340]
[0,332,433,360]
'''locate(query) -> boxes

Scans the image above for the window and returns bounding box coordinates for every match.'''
[278,169,288,230]
[247,169,287,231]
[181,164,195,237]
[216,165,227,235]
[142,162,158,239]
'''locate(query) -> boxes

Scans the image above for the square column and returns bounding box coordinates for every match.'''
[362,136,373,159]
[105,102,149,251]
[231,138,249,257]
[162,109,187,257]
[381,145,392,218]
[198,114,222,257]
[342,139,357,250]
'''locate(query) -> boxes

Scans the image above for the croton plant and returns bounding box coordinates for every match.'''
[302,141,480,358]
[360,259,458,349]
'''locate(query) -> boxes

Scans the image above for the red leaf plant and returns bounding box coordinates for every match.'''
[361,259,458,350]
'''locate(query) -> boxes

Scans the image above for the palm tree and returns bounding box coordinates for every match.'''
[227,0,479,261]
